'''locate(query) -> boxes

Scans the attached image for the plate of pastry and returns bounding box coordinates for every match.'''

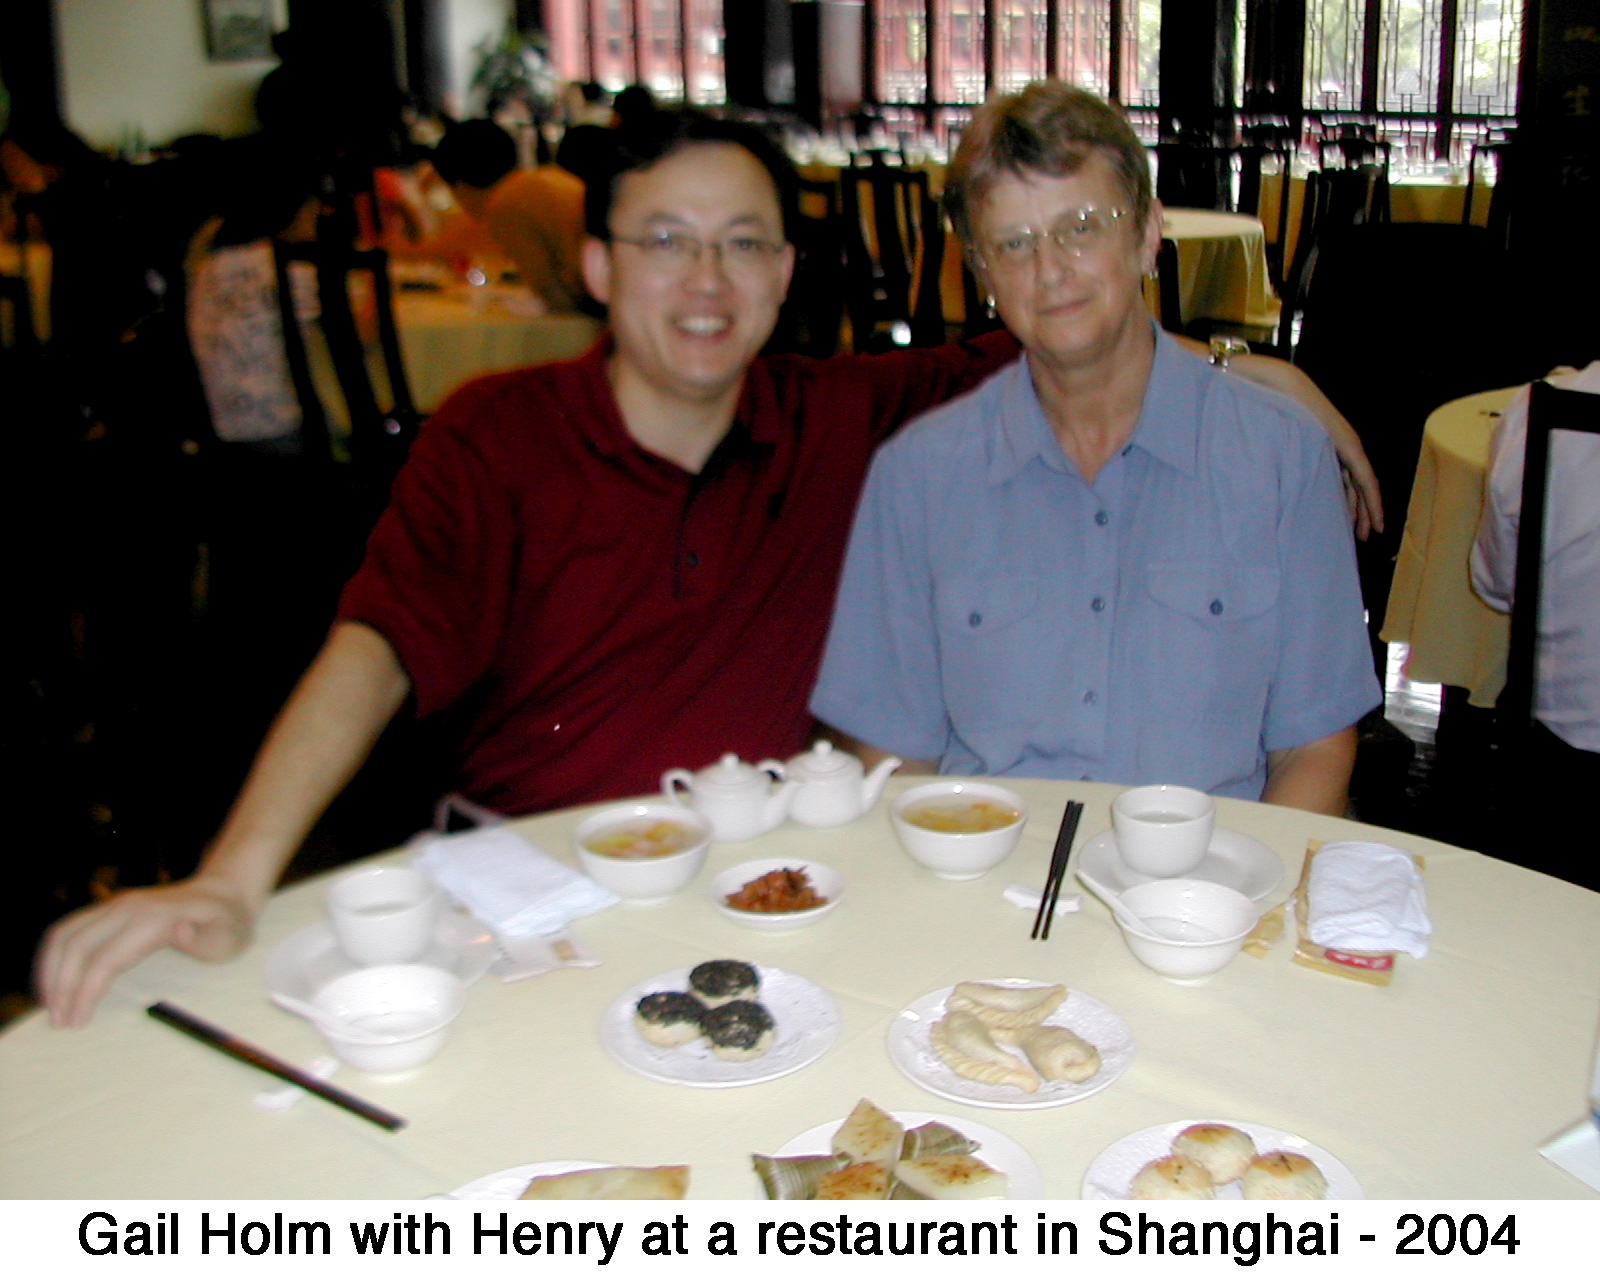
[1077,828,1284,903]
[449,1162,690,1201]
[600,960,840,1088]
[887,979,1134,1109]
[1081,1120,1364,1201]
[759,1099,1045,1200]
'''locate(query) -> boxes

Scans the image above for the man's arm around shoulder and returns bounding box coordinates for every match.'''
[38,623,412,1026]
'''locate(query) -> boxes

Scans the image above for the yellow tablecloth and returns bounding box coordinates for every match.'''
[4,776,1596,1200]
[1153,208,1281,330]
[395,292,602,414]
[1380,386,1520,706]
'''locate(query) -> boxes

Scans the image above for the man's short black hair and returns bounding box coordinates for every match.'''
[431,119,518,190]
[584,109,798,244]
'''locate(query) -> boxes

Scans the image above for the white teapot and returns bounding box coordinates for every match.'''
[785,739,902,828]
[661,752,798,843]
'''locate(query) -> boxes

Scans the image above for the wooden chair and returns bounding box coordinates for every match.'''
[770,176,847,358]
[1502,382,1600,736]
[270,242,421,484]
[1276,164,1390,353]
[0,271,38,352]
[839,156,946,352]
[1155,239,1185,334]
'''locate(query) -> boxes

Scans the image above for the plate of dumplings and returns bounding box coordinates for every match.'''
[887,979,1135,1109]
[1081,1120,1364,1201]
[601,960,840,1088]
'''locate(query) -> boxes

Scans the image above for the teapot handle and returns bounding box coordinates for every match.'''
[757,759,787,784]
[662,769,695,804]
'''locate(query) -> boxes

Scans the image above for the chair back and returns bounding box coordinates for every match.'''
[271,242,420,482]
[1277,164,1390,352]
[770,176,846,358]
[0,271,38,351]
[1155,239,1185,334]
[1503,382,1600,734]
[839,157,947,352]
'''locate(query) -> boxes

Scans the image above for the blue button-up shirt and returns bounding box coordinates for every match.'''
[811,330,1381,800]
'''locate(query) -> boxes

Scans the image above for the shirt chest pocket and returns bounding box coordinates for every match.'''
[1145,563,1279,625]
[938,574,1042,639]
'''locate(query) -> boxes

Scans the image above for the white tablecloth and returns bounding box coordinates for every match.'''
[3,777,1596,1199]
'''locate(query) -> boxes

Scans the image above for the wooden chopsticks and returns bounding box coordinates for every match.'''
[1031,800,1084,940]
[147,1001,406,1132]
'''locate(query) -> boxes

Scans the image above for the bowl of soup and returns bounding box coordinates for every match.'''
[574,802,713,902]
[890,781,1028,880]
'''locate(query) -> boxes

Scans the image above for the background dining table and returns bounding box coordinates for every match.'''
[1150,208,1280,332]
[3,776,1595,1201]
[392,290,602,414]
[1380,385,1520,706]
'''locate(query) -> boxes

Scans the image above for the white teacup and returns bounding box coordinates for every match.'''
[1111,784,1215,878]
[327,866,444,966]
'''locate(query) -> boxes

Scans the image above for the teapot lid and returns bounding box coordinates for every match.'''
[696,752,766,788]
[787,739,860,779]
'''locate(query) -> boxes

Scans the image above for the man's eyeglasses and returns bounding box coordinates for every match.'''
[977,207,1132,272]
[611,231,787,276]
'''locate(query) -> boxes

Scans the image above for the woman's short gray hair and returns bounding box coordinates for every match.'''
[944,82,1152,246]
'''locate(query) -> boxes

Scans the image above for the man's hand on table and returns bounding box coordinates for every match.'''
[38,874,258,1028]
[37,623,414,1028]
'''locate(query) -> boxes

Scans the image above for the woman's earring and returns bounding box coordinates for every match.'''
[985,293,998,319]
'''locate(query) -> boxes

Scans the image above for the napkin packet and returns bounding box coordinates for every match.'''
[415,825,618,980]
[1291,839,1430,985]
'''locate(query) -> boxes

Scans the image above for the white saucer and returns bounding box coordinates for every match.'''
[1081,1119,1364,1200]
[448,1160,613,1201]
[775,1111,1045,1200]
[1077,828,1284,902]
[887,982,1134,1110]
[601,965,840,1088]
[264,912,497,1001]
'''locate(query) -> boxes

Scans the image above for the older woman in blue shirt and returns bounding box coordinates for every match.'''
[810,83,1380,813]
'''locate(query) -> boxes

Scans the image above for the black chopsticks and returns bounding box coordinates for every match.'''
[147,1001,406,1132]
[1031,800,1084,940]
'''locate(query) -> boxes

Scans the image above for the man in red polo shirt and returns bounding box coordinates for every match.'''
[39,111,1380,1025]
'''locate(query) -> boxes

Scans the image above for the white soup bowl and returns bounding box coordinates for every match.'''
[309,964,465,1072]
[1113,878,1259,983]
[573,802,712,903]
[890,781,1028,880]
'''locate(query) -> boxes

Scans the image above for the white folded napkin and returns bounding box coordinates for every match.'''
[1306,839,1431,958]
[417,826,618,940]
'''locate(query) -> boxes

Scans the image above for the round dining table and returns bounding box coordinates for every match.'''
[1154,209,1281,332]
[1380,385,1520,706]
[2,777,1596,1200]
[394,291,602,414]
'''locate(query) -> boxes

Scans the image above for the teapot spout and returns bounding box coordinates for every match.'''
[861,755,903,812]
[763,774,801,831]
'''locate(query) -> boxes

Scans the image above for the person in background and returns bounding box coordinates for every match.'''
[1472,361,1600,890]
[810,83,1381,813]
[405,119,588,314]
[37,107,1383,1026]
[555,81,616,190]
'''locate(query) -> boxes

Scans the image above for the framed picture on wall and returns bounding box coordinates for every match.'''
[203,0,276,62]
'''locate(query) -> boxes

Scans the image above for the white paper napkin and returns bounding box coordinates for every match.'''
[417,826,618,939]
[1306,839,1431,958]
[1539,1118,1600,1193]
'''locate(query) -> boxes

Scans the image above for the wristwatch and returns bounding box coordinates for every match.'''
[1208,336,1250,370]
